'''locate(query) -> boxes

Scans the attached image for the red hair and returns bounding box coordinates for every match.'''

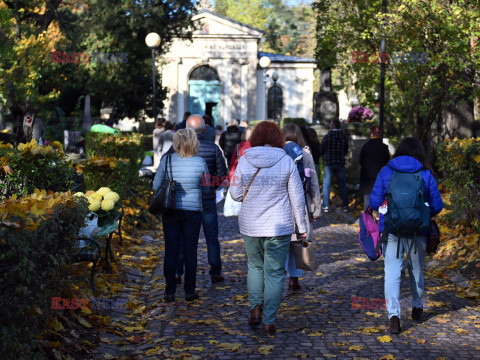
[249,121,285,149]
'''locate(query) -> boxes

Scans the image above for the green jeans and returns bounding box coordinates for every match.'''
[243,234,291,325]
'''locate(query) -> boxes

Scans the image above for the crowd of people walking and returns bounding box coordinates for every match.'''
[152,113,443,335]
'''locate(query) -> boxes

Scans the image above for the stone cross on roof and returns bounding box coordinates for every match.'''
[197,0,214,11]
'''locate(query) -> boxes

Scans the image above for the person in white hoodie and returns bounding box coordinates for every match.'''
[229,121,307,334]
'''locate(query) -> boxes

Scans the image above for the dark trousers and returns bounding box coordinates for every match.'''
[163,209,201,296]
[177,199,222,276]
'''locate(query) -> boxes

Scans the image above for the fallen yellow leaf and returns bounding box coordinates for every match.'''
[258,345,275,354]
[378,335,393,343]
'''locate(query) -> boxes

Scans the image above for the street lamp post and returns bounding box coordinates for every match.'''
[272,71,279,122]
[145,32,161,120]
[379,0,387,132]
[259,56,271,120]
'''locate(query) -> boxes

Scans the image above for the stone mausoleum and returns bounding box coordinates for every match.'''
[159,5,316,127]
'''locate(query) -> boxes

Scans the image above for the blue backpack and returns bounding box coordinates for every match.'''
[284,142,305,186]
[385,170,430,238]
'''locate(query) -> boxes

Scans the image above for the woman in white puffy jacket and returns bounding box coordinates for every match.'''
[229,121,307,334]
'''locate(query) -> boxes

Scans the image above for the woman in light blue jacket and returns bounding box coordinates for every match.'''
[229,121,307,334]
[153,129,209,303]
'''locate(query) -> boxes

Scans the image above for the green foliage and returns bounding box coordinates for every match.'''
[82,158,132,199]
[0,142,75,201]
[0,0,196,119]
[280,117,308,128]
[437,138,480,232]
[85,132,143,166]
[0,196,88,357]
[314,0,480,147]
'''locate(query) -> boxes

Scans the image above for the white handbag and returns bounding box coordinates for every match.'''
[223,190,242,217]
[78,212,100,238]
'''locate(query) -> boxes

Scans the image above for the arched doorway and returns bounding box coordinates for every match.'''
[267,85,283,120]
[188,65,221,126]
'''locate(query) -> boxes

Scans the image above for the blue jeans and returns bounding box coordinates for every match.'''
[177,199,222,276]
[322,164,348,208]
[383,233,426,319]
[163,209,202,296]
[285,248,302,277]
[243,235,291,325]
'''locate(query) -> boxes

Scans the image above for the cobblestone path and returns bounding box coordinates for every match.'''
[92,204,480,360]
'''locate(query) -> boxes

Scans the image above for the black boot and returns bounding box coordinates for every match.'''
[389,316,401,334]
[412,308,423,321]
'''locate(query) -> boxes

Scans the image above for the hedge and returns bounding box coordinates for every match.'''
[0,191,88,357]
[437,138,480,231]
[0,140,76,201]
[84,132,143,196]
[85,132,143,166]
[79,156,132,199]
[280,117,308,128]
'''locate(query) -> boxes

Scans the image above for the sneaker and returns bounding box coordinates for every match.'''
[164,294,175,303]
[185,292,200,302]
[389,316,401,334]
[412,307,423,321]
[211,274,225,284]
[322,207,330,213]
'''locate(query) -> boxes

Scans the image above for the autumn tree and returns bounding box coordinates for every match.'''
[314,0,480,146]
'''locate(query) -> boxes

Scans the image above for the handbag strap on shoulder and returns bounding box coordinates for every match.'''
[243,168,261,201]
[167,154,174,181]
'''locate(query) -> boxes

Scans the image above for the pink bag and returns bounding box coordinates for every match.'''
[358,208,382,261]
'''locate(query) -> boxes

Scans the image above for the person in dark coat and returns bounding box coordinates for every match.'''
[176,114,228,284]
[359,126,390,209]
[202,115,216,143]
[175,111,191,131]
[319,119,349,212]
[219,120,242,167]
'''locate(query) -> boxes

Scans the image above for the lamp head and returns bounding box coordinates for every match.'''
[272,71,279,82]
[145,32,161,48]
[259,56,271,68]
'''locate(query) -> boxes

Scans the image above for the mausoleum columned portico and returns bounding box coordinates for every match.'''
[160,9,316,127]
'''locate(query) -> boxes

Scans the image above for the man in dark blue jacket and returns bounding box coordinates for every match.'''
[176,114,227,283]
[319,119,350,212]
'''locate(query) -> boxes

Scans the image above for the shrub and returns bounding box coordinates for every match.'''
[280,117,308,128]
[85,132,143,166]
[0,140,76,201]
[0,191,88,357]
[437,138,480,231]
[85,132,143,196]
[79,156,132,199]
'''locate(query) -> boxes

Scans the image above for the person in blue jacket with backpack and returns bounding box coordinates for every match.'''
[369,137,443,334]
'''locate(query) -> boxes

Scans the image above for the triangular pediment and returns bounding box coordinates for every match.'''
[192,10,264,38]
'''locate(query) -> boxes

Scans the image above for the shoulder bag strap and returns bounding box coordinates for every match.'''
[242,168,261,202]
[167,154,174,181]
[236,143,240,159]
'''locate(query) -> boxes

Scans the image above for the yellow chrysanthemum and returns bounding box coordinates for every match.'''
[73,192,85,197]
[86,190,95,195]
[97,187,111,196]
[101,199,115,212]
[91,192,103,201]
[88,200,101,212]
[103,191,120,202]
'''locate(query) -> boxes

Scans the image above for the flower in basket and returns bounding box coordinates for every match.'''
[101,199,116,211]
[348,106,373,123]
[103,191,120,202]
[97,187,112,196]
[88,200,101,212]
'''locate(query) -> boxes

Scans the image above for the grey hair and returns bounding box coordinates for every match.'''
[186,114,205,134]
